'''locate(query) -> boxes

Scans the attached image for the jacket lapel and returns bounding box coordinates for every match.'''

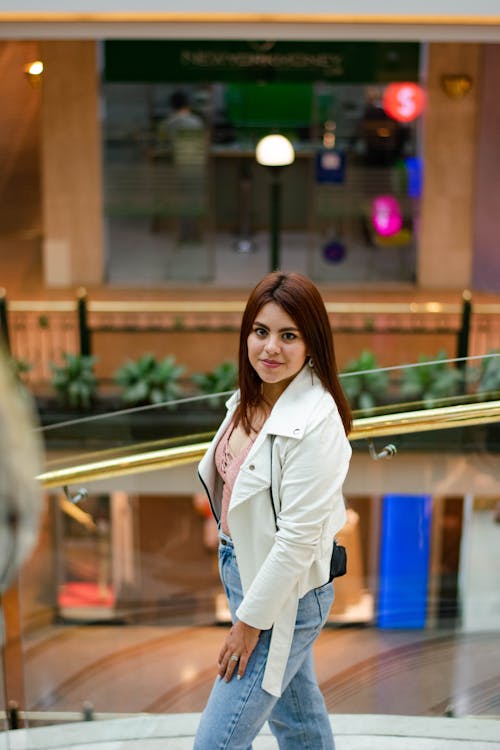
[265,365,325,438]
[228,367,326,515]
[200,367,328,519]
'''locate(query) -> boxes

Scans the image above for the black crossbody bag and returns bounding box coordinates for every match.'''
[269,437,347,581]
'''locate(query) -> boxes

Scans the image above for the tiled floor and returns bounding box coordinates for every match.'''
[106,221,416,288]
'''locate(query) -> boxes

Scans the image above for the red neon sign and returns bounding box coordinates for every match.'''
[383,83,426,123]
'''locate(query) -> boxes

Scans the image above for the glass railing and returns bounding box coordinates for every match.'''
[1,355,499,746]
[37,352,500,474]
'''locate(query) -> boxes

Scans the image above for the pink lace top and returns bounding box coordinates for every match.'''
[215,422,254,536]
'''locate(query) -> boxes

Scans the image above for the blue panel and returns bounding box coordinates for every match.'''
[315,149,346,184]
[377,494,432,629]
[404,156,423,199]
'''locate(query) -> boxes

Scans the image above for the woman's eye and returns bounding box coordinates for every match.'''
[254,327,267,337]
[282,332,296,341]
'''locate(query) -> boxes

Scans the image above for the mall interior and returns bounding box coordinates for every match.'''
[0,7,500,749]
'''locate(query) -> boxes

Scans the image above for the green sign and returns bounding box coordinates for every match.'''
[104,40,419,84]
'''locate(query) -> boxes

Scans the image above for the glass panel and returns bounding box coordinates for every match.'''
[38,392,226,479]
[101,52,423,287]
[2,355,498,745]
[37,352,500,477]
[341,351,500,418]
[15,417,499,728]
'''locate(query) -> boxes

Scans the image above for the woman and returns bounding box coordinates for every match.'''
[195,272,352,749]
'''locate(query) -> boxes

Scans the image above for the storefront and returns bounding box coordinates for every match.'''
[102,40,423,285]
[1,6,499,291]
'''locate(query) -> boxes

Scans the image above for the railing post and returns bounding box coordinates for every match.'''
[82,700,94,721]
[0,288,11,353]
[456,290,472,391]
[77,287,91,356]
[7,700,20,730]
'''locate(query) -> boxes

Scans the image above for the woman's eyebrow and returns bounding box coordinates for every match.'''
[253,320,300,332]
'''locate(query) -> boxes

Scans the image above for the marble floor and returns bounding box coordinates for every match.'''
[2,713,500,750]
[4,622,500,747]
[18,622,500,720]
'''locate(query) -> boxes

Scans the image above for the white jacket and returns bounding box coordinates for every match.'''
[198,365,352,696]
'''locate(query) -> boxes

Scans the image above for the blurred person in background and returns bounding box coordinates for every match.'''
[0,347,42,601]
[157,90,206,244]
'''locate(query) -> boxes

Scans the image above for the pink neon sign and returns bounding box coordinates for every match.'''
[372,195,403,237]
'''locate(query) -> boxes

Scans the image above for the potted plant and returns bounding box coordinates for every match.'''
[8,356,31,383]
[34,353,102,444]
[399,350,464,408]
[114,353,185,406]
[50,353,98,409]
[474,350,500,400]
[113,353,215,441]
[191,361,237,408]
[340,350,389,414]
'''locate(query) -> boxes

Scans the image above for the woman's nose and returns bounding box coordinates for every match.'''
[265,336,280,353]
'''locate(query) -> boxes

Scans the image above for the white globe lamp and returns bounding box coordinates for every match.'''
[255,134,295,270]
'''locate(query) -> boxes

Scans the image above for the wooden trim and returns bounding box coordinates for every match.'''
[2,582,26,716]
[0,12,500,26]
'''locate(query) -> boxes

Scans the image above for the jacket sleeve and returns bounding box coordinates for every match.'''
[235,409,350,630]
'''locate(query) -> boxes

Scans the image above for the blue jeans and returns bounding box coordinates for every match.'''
[194,532,335,750]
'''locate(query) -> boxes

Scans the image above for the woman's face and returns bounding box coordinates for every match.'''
[247,302,308,400]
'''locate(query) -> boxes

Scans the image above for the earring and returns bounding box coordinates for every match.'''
[308,357,314,369]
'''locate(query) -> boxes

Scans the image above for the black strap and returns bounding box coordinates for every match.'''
[269,435,278,528]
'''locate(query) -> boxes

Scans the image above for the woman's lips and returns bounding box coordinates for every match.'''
[261,359,282,368]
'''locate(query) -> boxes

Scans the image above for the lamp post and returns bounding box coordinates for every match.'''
[255,134,295,272]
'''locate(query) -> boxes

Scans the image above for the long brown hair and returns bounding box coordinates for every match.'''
[235,272,352,436]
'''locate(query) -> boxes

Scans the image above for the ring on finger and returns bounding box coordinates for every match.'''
[229,654,240,662]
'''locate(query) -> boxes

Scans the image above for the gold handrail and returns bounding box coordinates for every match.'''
[5,300,446,314]
[350,399,500,440]
[8,298,500,316]
[88,300,462,315]
[39,442,210,488]
[8,300,77,313]
[37,399,500,489]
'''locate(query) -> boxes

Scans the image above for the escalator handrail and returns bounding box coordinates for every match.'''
[37,398,500,489]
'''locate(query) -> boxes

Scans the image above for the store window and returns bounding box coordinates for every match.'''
[102,41,422,286]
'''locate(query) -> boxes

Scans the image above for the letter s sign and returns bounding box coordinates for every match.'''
[383,83,426,123]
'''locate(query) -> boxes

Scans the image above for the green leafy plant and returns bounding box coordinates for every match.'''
[474,351,500,400]
[50,353,98,409]
[3,356,33,405]
[9,356,31,382]
[192,361,238,408]
[114,353,185,406]
[340,350,389,413]
[400,350,464,408]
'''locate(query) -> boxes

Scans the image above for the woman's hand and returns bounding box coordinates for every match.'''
[218,620,261,682]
